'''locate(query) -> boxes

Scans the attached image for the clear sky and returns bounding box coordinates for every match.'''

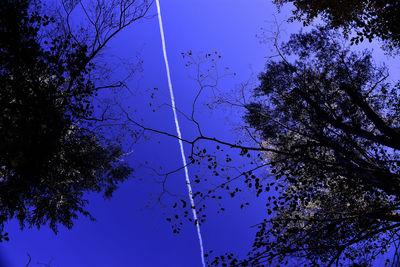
[1,1,398,267]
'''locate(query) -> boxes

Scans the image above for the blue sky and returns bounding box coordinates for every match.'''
[2,1,399,266]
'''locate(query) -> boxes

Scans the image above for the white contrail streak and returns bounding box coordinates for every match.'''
[155,1,206,267]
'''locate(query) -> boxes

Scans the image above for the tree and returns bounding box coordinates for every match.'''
[0,0,150,237]
[206,28,400,266]
[276,0,400,50]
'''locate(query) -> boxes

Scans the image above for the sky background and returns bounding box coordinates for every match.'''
[1,1,399,266]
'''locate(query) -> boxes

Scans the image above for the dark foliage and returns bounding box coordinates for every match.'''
[210,28,400,266]
[0,0,131,234]
[276,0,400,49]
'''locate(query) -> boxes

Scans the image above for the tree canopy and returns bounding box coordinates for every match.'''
[206,28,400,266]
[0,0,135,236]
[276,0,400,49]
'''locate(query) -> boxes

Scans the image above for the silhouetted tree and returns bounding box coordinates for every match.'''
[276,0,400,50]
[0,0,150,238]
[208,28,400,266]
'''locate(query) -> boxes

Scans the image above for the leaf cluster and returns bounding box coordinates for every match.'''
[276,0,400,50]
[0,0,131,234]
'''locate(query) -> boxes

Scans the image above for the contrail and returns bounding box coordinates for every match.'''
[155,1,206,267]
